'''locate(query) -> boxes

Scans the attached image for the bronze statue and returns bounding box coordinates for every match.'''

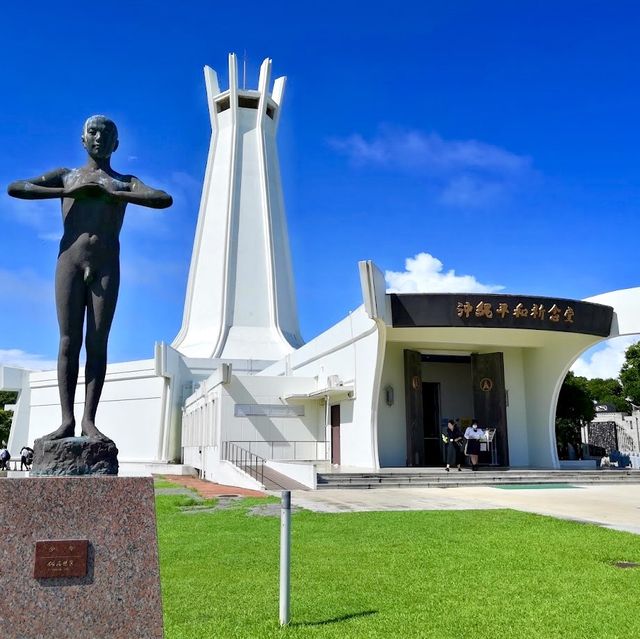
[8,115,172,442]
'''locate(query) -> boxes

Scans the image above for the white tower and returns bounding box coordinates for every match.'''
[173,54,303,361]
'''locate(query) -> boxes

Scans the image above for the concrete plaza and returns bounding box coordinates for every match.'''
[290,484,640,535]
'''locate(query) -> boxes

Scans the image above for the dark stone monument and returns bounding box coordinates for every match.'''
[2,117,169,637]
[32,436,119,476]
[7,115,172,473]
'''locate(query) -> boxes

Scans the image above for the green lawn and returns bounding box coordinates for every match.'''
[156,489,640,639]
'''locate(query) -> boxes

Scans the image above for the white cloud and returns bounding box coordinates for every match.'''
[121,170,200,236]
[330,128,529,173]
[439,175,505,207]
[571,336,638,380]
[0,268,51,304]
[37,232,60,242]
[385,252,504,293]
[2,196,60,238]
[0,349,55,371]
[329,127,532,207]
[120,254,185,288]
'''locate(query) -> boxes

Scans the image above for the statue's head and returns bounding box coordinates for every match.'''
[81,115,119,160]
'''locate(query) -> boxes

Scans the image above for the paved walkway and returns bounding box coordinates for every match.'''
[158,475,265,499]
[291,484,640,535]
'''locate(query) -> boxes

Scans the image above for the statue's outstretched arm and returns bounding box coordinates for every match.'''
[7,168,68,200]
[111,177,173,209]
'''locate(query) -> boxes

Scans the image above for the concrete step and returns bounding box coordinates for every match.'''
[316,470,640,489]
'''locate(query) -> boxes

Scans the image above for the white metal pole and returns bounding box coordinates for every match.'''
[279,490,291,626]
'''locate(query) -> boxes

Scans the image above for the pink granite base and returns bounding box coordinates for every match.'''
[0,476,163,639]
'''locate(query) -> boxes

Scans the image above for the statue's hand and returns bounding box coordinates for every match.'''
[64,182,109,199]
[103,178,132,195]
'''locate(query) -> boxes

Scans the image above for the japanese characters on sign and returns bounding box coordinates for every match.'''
[388,293,613,337]
[457,300,575,325]
[34,539,89,579]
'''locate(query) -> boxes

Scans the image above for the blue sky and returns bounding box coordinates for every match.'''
[0,1,638,376]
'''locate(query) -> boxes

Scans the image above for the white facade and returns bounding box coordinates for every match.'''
[182,261,640,480]
[2,55,640,486]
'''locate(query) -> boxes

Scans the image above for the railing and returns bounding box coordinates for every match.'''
[222,441,265,486]
[0,458,26,471]
[224,440,328,462]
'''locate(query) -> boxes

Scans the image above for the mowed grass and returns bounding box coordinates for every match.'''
[156,490,640,639]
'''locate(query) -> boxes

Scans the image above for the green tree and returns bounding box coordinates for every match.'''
[555,372,595,458]
[0,391,18,447]
[620,342,640,406]
[585,377,630,412]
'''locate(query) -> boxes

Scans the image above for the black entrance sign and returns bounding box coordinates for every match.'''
[389,293,613,337]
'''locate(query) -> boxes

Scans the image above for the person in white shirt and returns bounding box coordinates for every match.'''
[20,446,32,471]
[464,419,484,471]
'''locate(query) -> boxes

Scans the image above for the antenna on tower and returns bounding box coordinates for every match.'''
[243,49,247,90]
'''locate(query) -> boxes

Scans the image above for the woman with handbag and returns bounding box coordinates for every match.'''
[464,419,484,471]
[442,419,464,472]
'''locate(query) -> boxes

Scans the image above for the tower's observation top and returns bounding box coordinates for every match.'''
[172,54,302,362]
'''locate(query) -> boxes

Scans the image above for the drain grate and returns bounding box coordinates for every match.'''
[613,561,640,569]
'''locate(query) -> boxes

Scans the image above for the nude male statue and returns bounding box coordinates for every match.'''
[8,115,172,441]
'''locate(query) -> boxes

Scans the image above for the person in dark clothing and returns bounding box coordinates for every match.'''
[442,419,464,472]
[0,447,10,471]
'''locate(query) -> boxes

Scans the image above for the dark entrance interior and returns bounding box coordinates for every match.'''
[422,382,442,466]
[404,349,510,467]
[330,404,340,465]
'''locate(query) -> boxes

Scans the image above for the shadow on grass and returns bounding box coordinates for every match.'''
[290,610,378,627]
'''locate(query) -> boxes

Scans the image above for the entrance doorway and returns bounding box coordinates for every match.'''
[422,382,442,466]
[330,404,341,465]
[404,349,510,467]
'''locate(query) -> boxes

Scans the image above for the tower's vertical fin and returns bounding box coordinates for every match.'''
[212,53,241,357]
[172,64,222,352]
[256,58,277,334]
[271,76,286,129]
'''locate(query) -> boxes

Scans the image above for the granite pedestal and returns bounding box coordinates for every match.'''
[0,476,163,639]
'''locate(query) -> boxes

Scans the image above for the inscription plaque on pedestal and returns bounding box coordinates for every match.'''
[1,477,163,639]
[34,539,88,579]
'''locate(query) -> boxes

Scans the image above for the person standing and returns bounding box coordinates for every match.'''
[0,446,10,471]
[442,419,464,472]
[464,419,484,471]
[20,446,33,471]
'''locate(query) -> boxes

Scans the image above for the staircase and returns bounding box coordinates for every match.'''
[316,468,640,489]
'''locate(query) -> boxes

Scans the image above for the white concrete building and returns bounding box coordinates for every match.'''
[583,403,640,453]
[3,54,640,486]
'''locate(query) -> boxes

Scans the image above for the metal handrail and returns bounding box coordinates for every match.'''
[222,441,265,486]
[224,440,328,461]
